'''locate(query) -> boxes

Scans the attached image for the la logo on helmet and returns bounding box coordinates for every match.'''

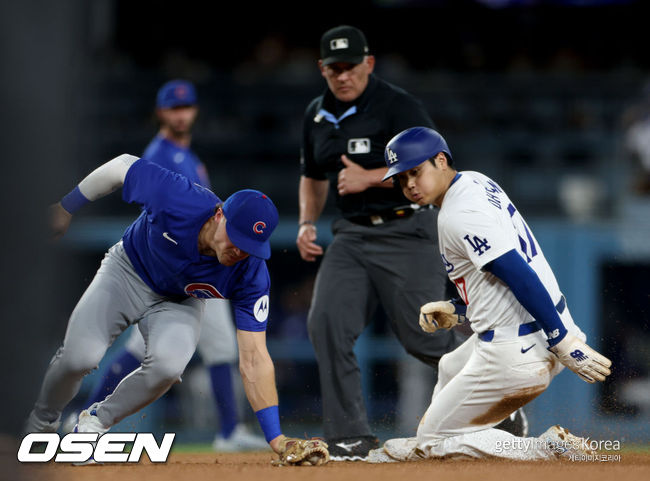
[253,221,267,234]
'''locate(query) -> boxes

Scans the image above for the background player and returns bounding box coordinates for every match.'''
[296,25,525,460]
[23,152,327,463]
[368,127,612,462]
[61,79,266,451]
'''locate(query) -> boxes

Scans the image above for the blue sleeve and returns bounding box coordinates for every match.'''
[122,158,194,211]
[230,261,271,332]
[484,249,567,346]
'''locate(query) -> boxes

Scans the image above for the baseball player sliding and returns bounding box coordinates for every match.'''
[367,127,612,462]
[23,154,328,466]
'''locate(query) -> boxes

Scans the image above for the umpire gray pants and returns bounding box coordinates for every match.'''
[307,210,466,440]
[27,241,204,431]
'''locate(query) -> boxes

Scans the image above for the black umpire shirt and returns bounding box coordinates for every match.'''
[300,74,435,218]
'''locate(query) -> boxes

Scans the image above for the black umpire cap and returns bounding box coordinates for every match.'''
[320,25,369,66]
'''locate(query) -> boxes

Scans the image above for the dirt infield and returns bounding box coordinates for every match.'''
[8,451,650,481]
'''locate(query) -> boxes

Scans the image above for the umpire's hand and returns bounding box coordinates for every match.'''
[49,202,72,240]
[337,155,371,196]
[296,223,323,262]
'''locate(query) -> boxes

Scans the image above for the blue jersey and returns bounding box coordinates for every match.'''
[121,158,270,332]
[143,134,211,188]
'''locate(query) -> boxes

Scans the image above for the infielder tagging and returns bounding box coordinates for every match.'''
[368,127,612,462]
[24,154,328,465]
[65,79,266,451]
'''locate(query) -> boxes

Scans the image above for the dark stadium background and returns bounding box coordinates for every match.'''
[1,0,648,444]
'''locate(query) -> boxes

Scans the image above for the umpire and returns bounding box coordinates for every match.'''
[296,25,465,461]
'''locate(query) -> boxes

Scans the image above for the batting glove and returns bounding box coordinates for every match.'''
[549,333,612,383]
[419,299,467,333]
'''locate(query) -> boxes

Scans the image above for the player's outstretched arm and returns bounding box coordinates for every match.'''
[236,329,281,448]
[52,154,139,239]
[236,329,329,465]
[485,249,612,383]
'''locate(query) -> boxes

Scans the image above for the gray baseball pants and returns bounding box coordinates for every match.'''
[307,210,466,440]
[26,241,204,432]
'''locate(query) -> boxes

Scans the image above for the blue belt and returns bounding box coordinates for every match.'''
[478,295,566,342]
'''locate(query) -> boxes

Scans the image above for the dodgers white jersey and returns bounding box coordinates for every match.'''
[438,171,579,335]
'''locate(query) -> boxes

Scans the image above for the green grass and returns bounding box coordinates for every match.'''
[618,444,650,454]
[171,443,215,453]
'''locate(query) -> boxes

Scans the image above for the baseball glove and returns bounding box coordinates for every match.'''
[272,437,329,466]
[419,299,467,333]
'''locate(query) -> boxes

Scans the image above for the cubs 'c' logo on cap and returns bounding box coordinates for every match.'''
[253,221,267,234]
[175,85,188,99]
[184,283,224,299]
[386,148,398,164]
[330,38,349,50]
[254,295,270,322]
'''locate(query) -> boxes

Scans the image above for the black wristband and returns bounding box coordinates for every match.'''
[299,220,315,227]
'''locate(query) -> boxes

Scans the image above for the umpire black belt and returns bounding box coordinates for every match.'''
[478,295,566,342]
[347,204,429,226]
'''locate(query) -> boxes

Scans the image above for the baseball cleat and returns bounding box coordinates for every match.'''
[327,435,379,461]
[383,437,424,462]
[73,407,110,435]
[366,448,398,463]
[539,425,596,460]
[212,424,269,452]
[71,407,109,465]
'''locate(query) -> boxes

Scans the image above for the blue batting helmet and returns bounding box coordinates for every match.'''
[383,127,452,181]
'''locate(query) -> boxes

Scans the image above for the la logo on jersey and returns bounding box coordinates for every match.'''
[253,221,267,234]
[254,295,269,322]
[463,234,491,256]
[184,283,224,299]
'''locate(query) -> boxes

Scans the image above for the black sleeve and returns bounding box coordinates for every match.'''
[389,92,435,135]
[300,98,328,180]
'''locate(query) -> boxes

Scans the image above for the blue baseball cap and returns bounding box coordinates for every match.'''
[223,189,279,260]
[383,127,453,181]
[156,79,197,108]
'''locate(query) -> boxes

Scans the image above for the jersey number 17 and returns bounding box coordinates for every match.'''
[507,203,538,263]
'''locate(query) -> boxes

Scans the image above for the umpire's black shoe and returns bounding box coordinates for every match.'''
[327,435,380,461]
[494,408,529,437]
